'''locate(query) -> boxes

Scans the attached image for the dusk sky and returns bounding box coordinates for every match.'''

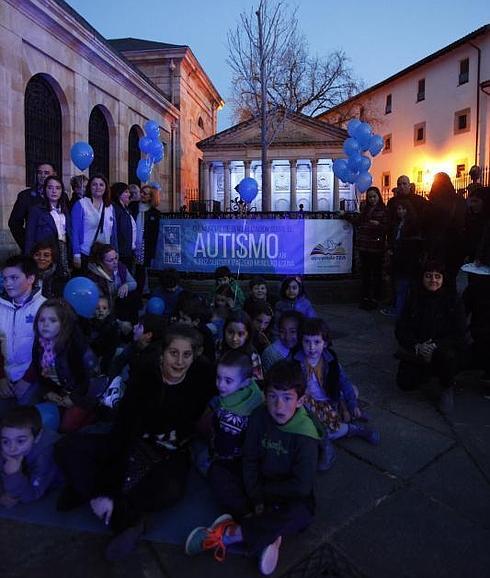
[65,0,489,130]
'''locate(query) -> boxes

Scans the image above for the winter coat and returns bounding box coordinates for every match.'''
[86,262,137,310]
[112,202,135,265]
[24,204,71,256]
[0,289,46,382]
[8,187,44,251]
[128,202,161,266]
[356,203,388,253]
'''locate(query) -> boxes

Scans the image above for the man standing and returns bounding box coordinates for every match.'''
[386,175,428,224]
[8,162,56,251]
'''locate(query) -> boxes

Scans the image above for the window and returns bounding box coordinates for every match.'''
[128,125,142,185]
[417,79,425,102]
[198,116,204,130]
[88,106,110,178]
[414,122,426,145]
[459,58,469,85]
[385,94,392,114]
[359,106,366,120]
[24,74,62,186]
[383,134,392,153]
[382,172,391,194]
[454,108,471,134]
[416,170,423,184]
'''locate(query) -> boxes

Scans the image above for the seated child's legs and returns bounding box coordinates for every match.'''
[240,500,314,555]
[208,460,250,520]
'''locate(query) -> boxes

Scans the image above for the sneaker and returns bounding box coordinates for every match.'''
[259,536,282,575]
[185,515,235,561]
[105,520,145,561]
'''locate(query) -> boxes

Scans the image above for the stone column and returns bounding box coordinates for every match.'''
[311,159,319,212]
[289,159,298,211]
[244,160,252,179]
[223,160,231,212]
[333,174,340,211]
[201,161,209,202]
[261,160,273,212]
[208,163,214,206]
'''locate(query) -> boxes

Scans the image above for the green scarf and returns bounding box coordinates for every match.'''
[218,379,264,416]
[277,406,322,440]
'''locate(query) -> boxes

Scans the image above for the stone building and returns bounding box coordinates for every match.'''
[318,24,490,196]
[0,0,222,253]
[197,111,353,212]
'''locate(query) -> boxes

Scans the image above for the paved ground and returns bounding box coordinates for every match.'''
[1,288,490,578]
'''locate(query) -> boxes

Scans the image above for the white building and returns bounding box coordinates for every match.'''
[319,24,490,197]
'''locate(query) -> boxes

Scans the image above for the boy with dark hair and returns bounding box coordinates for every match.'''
[152,268,183,319]
[186,360,321,576]
[0,256,46,411]
[177,295,216,363]
[211,266,245,309]
[243,276,272,316]
[205,350,263,518]
[1,406,59,507]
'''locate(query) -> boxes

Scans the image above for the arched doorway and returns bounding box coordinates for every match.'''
[24,74,62,186]
[88,106,110,178]
[128,125,142,185]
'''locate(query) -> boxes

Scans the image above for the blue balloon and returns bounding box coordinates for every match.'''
[356,171,373,192]
[347,119,362,137]
[136,158,152,183]
[144,120,160,139]
[332,158,348,179]
[237,177,259,203]
[343,168,359,184]
[63,277,99,318]
[149,140,164,163]
[146,297,166,315]
[359,155,372,172]
[368,134,384,156]
[347,153,363,172]
[353,122,373,151]
[343,137,361,157]
[35,402,60,431]
[138,136,153,153]
[70,142,94,171]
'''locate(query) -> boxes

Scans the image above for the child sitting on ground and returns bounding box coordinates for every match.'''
[176,295,216,363]
[83,296,122,374]
[205,351,263,517]
[295,318,379,471]
[186,360,321,576]
[1,406,59,507]
[151,268,183,320]
[243,276,273,316]
[211,266,246,309]
[249,301,274,354]
[274,276,316,335]
[261,311,304,374]
[218,311,263,381]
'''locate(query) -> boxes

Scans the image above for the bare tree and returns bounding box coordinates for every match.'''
[227,0,362,120]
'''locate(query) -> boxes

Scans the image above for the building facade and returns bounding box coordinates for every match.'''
[319,25,490,197]
[0,0,221,254]
[197,111,354,212]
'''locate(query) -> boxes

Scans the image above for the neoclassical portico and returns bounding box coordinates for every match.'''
[197,111,353,212]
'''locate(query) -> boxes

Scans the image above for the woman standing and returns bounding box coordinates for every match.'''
[71,175,117,270]
[356,186,387,310]
[25,176,71,279]
[111,182,136,270]
[55,324,216,560]
[129,184,161,295]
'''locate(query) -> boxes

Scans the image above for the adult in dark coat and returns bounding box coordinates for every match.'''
[25,176,71,278]
[8,162,57,251]
[395,261,468,413]
[386,175,429,227]
[111,182,136,270]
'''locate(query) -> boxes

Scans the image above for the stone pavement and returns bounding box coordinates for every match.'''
[1,298,490,578]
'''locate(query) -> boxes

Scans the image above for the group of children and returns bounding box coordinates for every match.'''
[0,258,380,575]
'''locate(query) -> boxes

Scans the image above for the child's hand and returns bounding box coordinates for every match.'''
[90,496,114,525]
[133,323,144,342]
[3,455,23,475]
[59,395,74,409]
[0,493,19,509]
[118,284,129,298]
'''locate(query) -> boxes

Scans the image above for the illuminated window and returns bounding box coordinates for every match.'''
[414,122,426,145]
[459,58,469,85]
[454,108,470,134]
[417,79,425,102]
[382,172,391,189]
[456,164,466,178]
[383,134,392,153]
[385,94,392,114]
[416,170,423,183]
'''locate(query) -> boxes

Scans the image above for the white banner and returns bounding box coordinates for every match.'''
[303,220,353,274]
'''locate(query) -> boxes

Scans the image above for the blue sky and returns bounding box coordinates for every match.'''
[65,0,489,130]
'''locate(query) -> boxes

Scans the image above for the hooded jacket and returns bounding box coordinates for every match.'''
[0,289,46,382]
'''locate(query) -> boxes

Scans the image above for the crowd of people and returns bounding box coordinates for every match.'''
[0,161,488,574]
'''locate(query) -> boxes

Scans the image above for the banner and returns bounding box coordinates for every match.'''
[153,219,352,275]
